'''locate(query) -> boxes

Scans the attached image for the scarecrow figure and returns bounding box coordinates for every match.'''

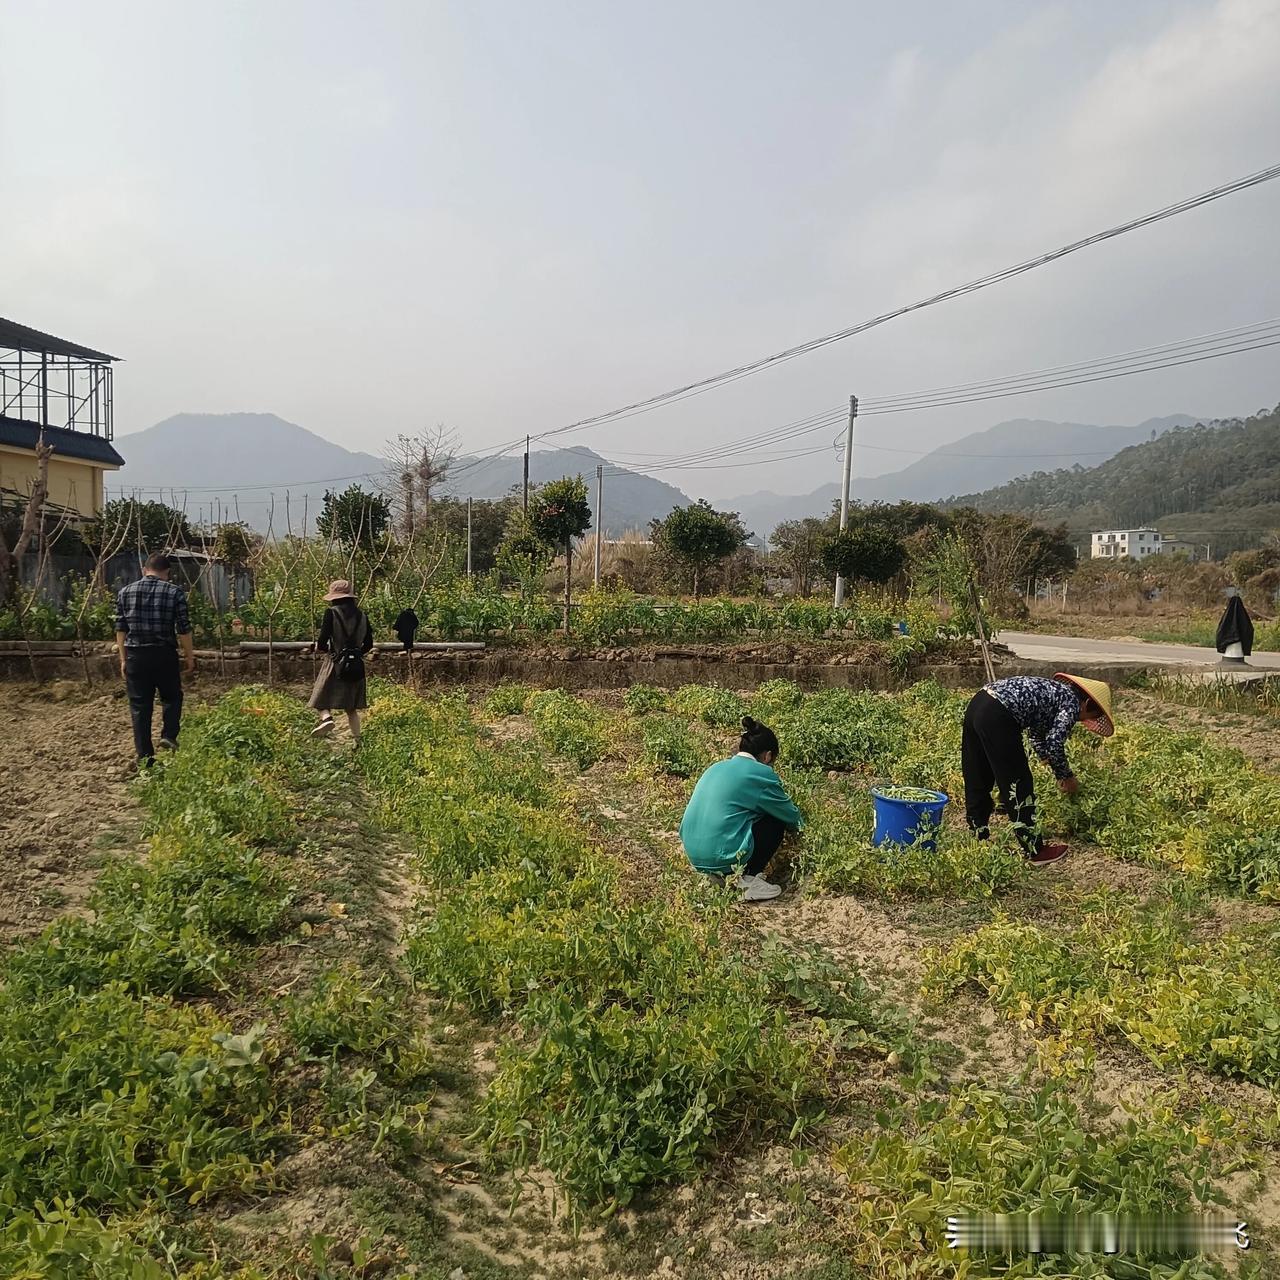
[392,607,420,653]
[1216,592,1253,664]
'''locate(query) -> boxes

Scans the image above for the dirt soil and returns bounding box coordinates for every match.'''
[0,681,141,942]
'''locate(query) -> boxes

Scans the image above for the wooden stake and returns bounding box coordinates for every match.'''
[969,576,996,683]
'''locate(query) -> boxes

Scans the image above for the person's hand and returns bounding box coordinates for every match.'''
[1058,776,1079,797]
[184,656,197,677]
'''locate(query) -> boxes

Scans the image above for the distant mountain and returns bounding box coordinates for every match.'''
[726,415,1197,544]
[441,446,691,538]
[114,413,693,535]
[114,413,385,527]
[946,405,1280,557]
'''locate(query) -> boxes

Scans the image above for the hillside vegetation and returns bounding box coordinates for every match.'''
[947,403,1280,555]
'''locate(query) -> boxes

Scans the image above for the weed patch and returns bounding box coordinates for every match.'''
[837,1082,1244,1278]
[926,893,1280,1086]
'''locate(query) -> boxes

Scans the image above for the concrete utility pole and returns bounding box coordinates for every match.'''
[594,464,604,587]
[523,436,530,515]
[833,394,858,607]
[466,496,473,578]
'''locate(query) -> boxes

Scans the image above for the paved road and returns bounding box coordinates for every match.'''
[1000,630,1280,670]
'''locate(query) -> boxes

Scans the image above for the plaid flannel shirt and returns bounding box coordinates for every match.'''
[115,576,191,649]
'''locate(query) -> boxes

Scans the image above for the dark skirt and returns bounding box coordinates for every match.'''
[308,655,368,711]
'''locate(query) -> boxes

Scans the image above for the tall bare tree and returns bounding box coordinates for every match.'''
[382,426,457,540]
[1,433,54,605]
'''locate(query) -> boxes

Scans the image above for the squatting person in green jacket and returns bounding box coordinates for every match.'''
[679,716,805,902]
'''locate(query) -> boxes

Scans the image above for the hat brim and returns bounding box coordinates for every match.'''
[1054,673,1115,737]
[323,591,355,602]
[1080,713,1114,738]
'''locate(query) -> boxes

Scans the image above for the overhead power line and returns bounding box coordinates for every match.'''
[110,315,1280,500]
[520,161,1280,447]
[598,321,1280,477]
[859,317,1280,409]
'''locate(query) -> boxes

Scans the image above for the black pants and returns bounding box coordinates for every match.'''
[125,646,183,760]
[745,813,786,875]
[961,689,1041,855]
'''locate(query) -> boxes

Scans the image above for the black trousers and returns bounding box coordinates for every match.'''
[961,689,1041,855]
[125,646,183,760]
[745,813,787,875]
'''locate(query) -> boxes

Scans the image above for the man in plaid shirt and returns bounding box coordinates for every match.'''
[115,552,196,762]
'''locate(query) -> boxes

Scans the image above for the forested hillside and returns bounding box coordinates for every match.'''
[946,404,1280,555]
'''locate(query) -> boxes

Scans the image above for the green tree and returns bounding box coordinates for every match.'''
[947,508,1076,613]
[96,498,192,551]
[529,476,593,629]
[651,500,747,599]
[770,516,833,597]
[429,495,518,576]
[316,485,391,551]
[821,521,906,588]
[496,508,553,586]
[213,521,255,608]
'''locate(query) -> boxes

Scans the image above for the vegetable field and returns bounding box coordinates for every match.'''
[2,674,1278,1278]
[2,568,959,664]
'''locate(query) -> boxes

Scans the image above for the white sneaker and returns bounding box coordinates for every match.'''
[734,873,782,902]
[311,718,335,739]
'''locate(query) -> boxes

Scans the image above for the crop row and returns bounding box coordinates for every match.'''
[5,579,951,657]
[0,690,424,1278]
[354,683,917,1213]
[475,683,1262,1271]
[491,679,1280,901]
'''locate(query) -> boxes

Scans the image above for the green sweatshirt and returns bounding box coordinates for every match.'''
[679,753,805,874]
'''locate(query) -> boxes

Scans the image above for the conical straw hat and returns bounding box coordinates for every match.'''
[1054,673,1114,737]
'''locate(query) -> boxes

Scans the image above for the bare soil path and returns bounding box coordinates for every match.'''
[0,681,139,943]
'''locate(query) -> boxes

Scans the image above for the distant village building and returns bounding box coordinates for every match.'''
[1090,528,1205,561]
[1157,538,1203,559]
[0,317,124,521]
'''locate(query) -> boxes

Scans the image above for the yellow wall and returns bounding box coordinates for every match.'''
[0,443,115,517]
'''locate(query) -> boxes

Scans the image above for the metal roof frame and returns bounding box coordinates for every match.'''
[0,317,119,363]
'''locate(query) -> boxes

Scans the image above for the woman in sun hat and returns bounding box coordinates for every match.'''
[960,672,1113,865]
[309,580,375,743]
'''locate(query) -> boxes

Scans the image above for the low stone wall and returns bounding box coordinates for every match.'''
[0,647,1151,692]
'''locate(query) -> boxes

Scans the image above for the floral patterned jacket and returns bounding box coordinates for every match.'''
[984,676,1080,779]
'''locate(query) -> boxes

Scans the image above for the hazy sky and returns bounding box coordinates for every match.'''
[4,0,1279,500]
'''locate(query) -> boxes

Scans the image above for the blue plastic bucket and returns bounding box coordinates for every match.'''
[870,787,949,852]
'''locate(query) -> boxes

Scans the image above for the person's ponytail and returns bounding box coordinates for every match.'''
[739,715,780,759]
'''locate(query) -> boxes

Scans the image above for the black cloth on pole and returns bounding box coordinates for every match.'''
[392,608,420,652]
[1215,596,1254,655]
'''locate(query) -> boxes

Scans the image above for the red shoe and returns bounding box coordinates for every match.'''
[1029,843,1069,866]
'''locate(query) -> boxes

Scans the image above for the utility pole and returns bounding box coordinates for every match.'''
[833,394,858,607]
[522,436,530,515]
[466,496,473,578]
[594,464,603,587]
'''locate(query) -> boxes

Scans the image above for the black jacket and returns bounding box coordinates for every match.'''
[392,608,420,651]
[317,600,374,655]
[1216,596,1254,655]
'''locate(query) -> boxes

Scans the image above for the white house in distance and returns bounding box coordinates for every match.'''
[1091,528,1163,559]
[1090,528,1202,560]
